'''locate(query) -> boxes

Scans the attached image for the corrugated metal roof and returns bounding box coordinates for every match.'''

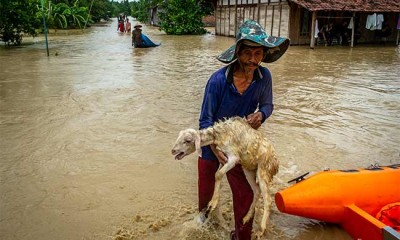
[289,0,400,12]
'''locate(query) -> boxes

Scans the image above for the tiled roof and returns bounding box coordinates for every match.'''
[289,0,400,12]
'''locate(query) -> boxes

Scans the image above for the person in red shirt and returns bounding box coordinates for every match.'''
[117,20,125,33]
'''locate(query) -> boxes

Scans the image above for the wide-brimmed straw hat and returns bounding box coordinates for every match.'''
[217,19,290,63]
[134,24,142,28]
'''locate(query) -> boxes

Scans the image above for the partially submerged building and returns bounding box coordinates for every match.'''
[213,0,400,47]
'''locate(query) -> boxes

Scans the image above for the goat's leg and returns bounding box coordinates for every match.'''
[242,169,259,224]
[255,167,272,238]
[207,158,237,214]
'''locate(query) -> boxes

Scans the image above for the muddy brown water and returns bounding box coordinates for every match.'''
[1,18,399,240]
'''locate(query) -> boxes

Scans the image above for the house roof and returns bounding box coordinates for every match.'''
[289,0,400,12]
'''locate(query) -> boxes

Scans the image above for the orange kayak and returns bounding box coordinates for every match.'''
[275,164,400,240]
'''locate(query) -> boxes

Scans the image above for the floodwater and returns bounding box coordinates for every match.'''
[0,18,399,240]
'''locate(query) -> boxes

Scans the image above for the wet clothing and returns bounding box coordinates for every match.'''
[118,21,125,32]
[199,63,273,161]
[198,158,254,240]
[198,62,273,240]
[132,29,142,47]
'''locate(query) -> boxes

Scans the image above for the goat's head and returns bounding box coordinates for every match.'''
[171,128,202,160]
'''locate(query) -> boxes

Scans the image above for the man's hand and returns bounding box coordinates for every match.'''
[210,144,227,165]
[246,112,263,129]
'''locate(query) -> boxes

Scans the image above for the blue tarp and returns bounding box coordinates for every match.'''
[135,34,160,48]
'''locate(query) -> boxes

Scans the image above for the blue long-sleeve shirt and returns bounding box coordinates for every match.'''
[199,63,274,161]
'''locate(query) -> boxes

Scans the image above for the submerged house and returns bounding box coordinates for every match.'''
[214,0,400,47]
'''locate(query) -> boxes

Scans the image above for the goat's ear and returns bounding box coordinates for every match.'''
[194,132,202,157]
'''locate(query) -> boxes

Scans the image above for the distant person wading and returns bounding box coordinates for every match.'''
[125,18,131,32]
[117,19,125,33]
[131,24,143,47]
[131,24,161,48]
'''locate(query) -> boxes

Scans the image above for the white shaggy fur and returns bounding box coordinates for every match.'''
[171,117,279,237]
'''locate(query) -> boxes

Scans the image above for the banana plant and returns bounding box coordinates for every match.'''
[68,1,88,28]
[52,3,69,28]
[38,0,88,29]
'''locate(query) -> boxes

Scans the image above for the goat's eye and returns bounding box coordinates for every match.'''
[184,139,192,144]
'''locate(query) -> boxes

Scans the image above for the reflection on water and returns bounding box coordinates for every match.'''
[0,18,399,240]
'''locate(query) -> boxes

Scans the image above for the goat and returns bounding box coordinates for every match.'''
[171,116,279,236]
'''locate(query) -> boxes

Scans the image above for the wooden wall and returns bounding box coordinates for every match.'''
[215,0,399,46]
[215,0,290,39]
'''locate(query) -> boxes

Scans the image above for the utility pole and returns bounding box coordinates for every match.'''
[40,0,49,56]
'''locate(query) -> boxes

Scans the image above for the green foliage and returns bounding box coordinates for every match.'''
[159,0,206,35]
[67,2,88,28]
[0,0,41,45]
[110,0,131,18]
[42,1,88,29]
[84,0,112,22]
[131,0,151,23]
[200,1,214,15]
[50,3,69,28]
[0,0,115,46]
[0,0,213,46]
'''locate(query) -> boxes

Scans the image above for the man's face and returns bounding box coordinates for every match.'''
[237,46,265,72]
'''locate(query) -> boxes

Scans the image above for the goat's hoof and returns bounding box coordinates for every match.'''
[207,200,218,213]
[206,205,214,215]
[255,230,265,239]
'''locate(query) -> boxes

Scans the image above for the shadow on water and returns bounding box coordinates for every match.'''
[0,18,399,240]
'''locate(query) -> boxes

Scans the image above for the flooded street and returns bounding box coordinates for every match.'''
[1,18,399,240]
